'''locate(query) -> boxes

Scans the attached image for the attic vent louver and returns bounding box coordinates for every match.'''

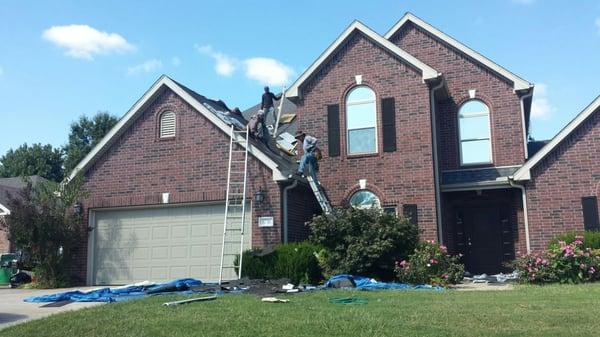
[160,111,176,138]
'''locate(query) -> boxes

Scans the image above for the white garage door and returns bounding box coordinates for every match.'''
[90,203,251,285]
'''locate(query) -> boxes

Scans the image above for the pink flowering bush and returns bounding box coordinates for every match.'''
[395,241,464,286]
[512,236,600,284]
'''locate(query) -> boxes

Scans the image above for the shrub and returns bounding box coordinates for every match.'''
[512,236,600,284]
[0,177,87,288]
[309,207,418,280]
[548,230,600,250]
[395,241,464,286]
[236,242,324,284]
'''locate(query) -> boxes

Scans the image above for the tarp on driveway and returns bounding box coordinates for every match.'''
[24,278,202,303]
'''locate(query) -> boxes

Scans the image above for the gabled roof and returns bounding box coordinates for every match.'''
[513,95,600,181]
[66,75,288,182]
[384,13,533,91]
[0,175,48,215]
[286,20,441,98]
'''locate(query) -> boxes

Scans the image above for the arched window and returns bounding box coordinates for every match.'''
[346,86,377,155]
[349,190,381,209]
[159,111,176,138]
[458,100,491,165]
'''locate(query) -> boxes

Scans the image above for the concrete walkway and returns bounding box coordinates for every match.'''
[0,286,102,330]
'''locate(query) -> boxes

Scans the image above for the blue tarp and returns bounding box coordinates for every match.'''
[325,274,444,291]
[24,278,202,303]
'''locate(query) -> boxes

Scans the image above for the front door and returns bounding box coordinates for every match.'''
[457,206,506,274]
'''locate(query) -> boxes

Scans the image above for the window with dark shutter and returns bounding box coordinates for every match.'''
[327,104,340,157]
[381,97,396,152]
[582,196,600,231]
[403,204,418,225]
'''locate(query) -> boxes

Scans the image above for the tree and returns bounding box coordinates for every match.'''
[0,177,87,287]
[0,143,64,182]
[63,112,118,174]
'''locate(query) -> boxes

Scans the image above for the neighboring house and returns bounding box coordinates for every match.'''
[70,13,599,285]
[0,176,48,252]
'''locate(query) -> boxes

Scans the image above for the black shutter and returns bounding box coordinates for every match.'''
[327,104,340,157]
[403,204,418,225]
[381,97,396,152]
[582,196,600,231]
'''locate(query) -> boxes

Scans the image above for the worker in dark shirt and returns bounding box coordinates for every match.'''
[260,86,282,131]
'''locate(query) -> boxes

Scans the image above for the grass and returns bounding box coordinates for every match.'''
[2,284,600,337]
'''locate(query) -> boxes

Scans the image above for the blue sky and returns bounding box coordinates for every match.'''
[1,0,599,155]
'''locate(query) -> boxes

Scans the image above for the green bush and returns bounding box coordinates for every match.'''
[236,242,324,285]
[395,241,464,286]
[309,207,418,280]
[548,230,600,250]
[512,235,600,284]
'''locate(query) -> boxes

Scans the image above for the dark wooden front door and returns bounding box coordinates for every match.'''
[457,206,508,274]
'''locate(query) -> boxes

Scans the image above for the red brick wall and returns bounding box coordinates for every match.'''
[74,88,283,281]
[295,32,438,241]
[390,22,526,170]
[526,109,600,252]
[0,220,9,253]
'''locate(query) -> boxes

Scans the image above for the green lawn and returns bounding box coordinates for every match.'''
[2,284,600,337]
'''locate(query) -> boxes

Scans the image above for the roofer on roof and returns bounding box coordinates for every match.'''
[260,86,282,129]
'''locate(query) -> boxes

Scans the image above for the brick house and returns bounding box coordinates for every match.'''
[64,13,599,285]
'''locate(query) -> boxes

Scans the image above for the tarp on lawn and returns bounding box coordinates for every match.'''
[24,278,202,303]
[325,274,444,291]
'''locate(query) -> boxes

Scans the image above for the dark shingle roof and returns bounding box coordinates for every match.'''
[0,176,48,209]
[527,140,550,157]
[441,166,519,186]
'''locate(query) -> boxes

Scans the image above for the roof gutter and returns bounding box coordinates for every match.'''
[430,78,445,243]
[509,178,531,254]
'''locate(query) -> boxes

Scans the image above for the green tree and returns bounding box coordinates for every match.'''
[63,112,118,174]
[0,143,64,182]
[0,177,87,287]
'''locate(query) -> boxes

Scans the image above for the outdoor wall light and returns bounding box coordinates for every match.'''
[73,202,82,216]
[254,189,266,204]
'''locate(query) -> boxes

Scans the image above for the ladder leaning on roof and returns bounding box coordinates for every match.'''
[305,167,333,216]
[218,125,250,285]
[272,86,286,138]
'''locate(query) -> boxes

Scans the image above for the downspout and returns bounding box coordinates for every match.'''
[430,79,445,243]
[519,89,533,160]
[282,179,298,244]
[509,179,531,254]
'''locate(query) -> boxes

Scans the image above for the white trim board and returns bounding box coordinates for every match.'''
[66,75,286,182]
[513,95,600,181]
[0,202,10,216]
[286,20,440,98]
[384,13,533,91]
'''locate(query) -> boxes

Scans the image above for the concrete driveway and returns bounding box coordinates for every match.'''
[0,286,103,330]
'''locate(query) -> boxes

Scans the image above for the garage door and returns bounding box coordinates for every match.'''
[90,203,251,285]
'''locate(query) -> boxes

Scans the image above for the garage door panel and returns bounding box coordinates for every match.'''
[93,203,251,285]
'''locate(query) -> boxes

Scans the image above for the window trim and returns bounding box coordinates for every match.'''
[345,86,378,155]
[159,111,177,139]
[349,189,381,210]
[457,99,493,166]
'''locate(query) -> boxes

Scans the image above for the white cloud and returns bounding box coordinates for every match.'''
[530,83,556,120]
[127,59,162,75]
[172,57,181,67]
[595,17,600,35]
[195,45,294,85]
[42,24,134,60]
[243,58,294,86]
[195,44,238,76]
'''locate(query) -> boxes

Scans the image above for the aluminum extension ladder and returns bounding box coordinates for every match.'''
[305,169,333,216]
[218,125,250,285]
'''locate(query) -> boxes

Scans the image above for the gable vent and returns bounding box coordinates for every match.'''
[160,111,176,138]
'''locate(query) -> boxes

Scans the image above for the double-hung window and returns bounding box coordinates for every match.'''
[458,100,492,165]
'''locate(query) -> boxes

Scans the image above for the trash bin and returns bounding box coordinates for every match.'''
[0,253,16,285]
